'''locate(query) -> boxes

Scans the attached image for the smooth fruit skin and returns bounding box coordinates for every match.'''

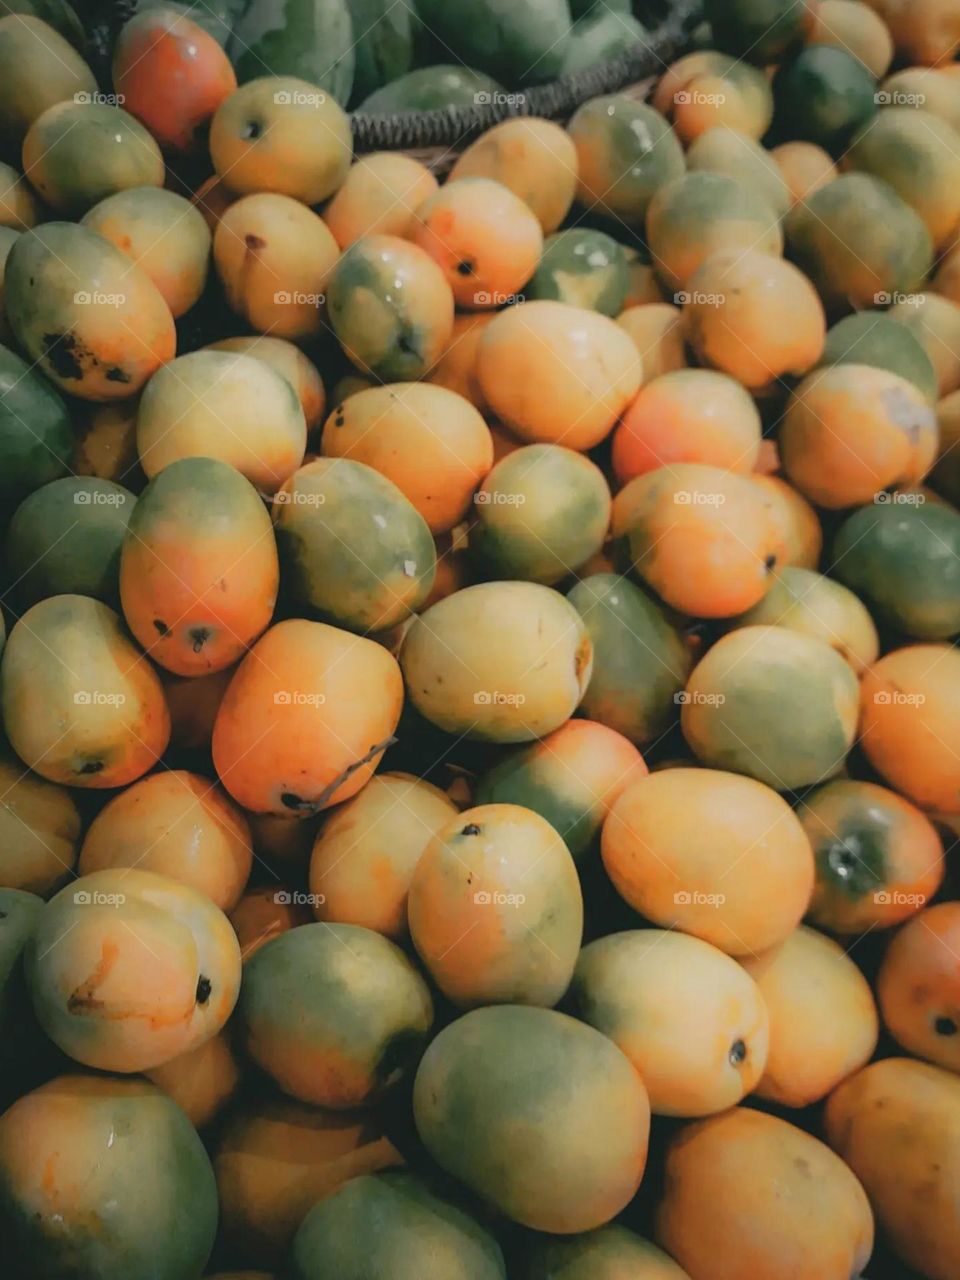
[145,1029,241,1130]
[0,341,72,503]
[618,304,688,380]
[324,153,437,247]
[612,464,784,619]
[653,51,774,143]
[859,645,960,812]
[82,186,212,319]
[113,7,237,152]
[274,457,436,632]
[238,922,433,1109]
[0,14,96,150]
[771,139,837,205]
[681,626,860,792]
[566,575,692,745]
[78,770,253,912]
[213,1095,402,1267]
[706,0,810,60]
[408,803,583,1008]
[413,0,572,84]
[211,618,404,816]
[825,1058,960,1280]
[228,0,354,103]
[449,117,577,234]
[474,719,646,861]
[0,1075,218,1280]
[120,456,279,675]
[27,868,242,1073]
[229,885,311,962]
[603,769,813,956]
[817,309,938,404]
[571,929,769,1116]
[321,381,492,533]
[413,1005,650,1233]
[891,291,960,398]
[289,1172,506,1280]
[524,227,628,316]
[1,594,170,789]
[309,772,457,939]
[655,1107,874,1280]
[208,335,325,433]
[520,1226,692,1280]
[0,748,80,896]
[477,300,643,451]
[741,925,878,1107]
[771,44,877,153]
[136,350,307,494]
[569,96,684,222]
[210,76,352,204]
[4,222,176,401]
[400,581,592,743]
[802,779,944,933]
[877,903,960,1071]
[751,474,822,570]
[685,125,790,216]
[327,234,455,382]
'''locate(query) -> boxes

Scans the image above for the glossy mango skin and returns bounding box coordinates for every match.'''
[520,1226,691,1280]
[82,186,212,319]
[229,885,311,962]
[0,747,79,896]
[414,1006,650,1233]
[27,868,242,1072]
[22,101,164,216]
[1,594,170,789]
[655,1107,874,1280]
[477,300,643,451]
[771,140,837,205]
[449,117,577,234]
[410,177,543,310]
[653,51,773,142]
[825,1058,960,1280]
[238,922,433,1108]
[321,381,492,533]
[751,474,822,570]
[685,125,790,216]
[400,581,593,743]
[210,76,352,204]
[211,618,404,816]
[214,1096,402,1267]
[327,234,455,382]
[475,719,646,861]
[0,14,96,151]
[408,803,583,1008]
[681,626,860,793]
[571,929,769,1117]
[876,904,960,1072]
[79,769,253,912]
[604,768,814,956]
[4,222,176,401]
[274,458,436,632]
[310,772,457,939]
[741,925,878,1107]
[208,335,325,433]
[214,192,339,339]
[136,350,306,494]
[324,152,438,247]
[120,456,279,675]
[113,7,237,152]
[289,1173,506,1280]
[0,1075,218,1280]
[568,96,684,222]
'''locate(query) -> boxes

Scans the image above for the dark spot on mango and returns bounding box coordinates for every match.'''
[461,823,481,836]
[935,1016,958,1036]
[244,233,267,251]
[396,333,419,357]
[764,554,777,571]
[189,626,211,653]
[153,619,170,636]
[241,119,263,139]
[335,411,345,427]
[196,975,212,1004]
[282,791,311,812]
[78,761,104,775]
[456,259,475,276]
[43,333,83,380]
[105,367,131,384]
[0,911,6,919]
[729,1038,747,1066]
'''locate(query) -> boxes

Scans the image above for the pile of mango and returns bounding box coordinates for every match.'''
[2,0,960,1276]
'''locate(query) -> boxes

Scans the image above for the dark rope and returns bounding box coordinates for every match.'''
[350,0,702,153]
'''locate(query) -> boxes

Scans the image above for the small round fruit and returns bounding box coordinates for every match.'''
[0,748,80,896]
[569,96,684,222]
[524,228,628,316]
[449,116,577,233]
[653,51,774,143]
[877,904,960,1071]
[771,140,837,204]
[806,0,894,77]
[771,44,877,153]
[208,335,325,432]
[751,474,822,570]
[617,303,687,380]
[324,153,437,248]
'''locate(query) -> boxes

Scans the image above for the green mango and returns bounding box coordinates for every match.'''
[414,0,572,85]
[358,63,502,113]
[0,343,72,504]
[230,0,355,105]
[347,0,415,106]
